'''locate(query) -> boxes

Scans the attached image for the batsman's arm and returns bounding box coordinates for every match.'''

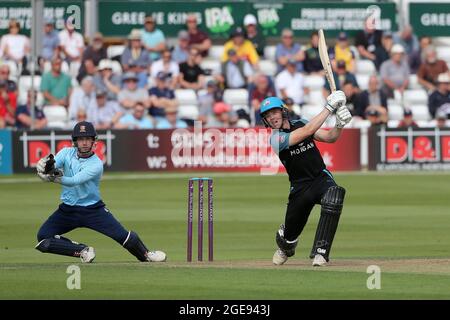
[58,162,103,186]
[288,108,332,146]
[314,127,342,143]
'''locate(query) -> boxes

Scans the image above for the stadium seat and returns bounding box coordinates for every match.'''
[223,89,249,105]
[408,74,421,89]
[43,105,68,129]
[304,75,325,90]
[350,45,360,60]
[69,61,81,79]
[175,89,198,105]
[301,104,321,120]
[209,45,224,60]
[107,45,125,59]
[200,59,221,75]
[356,60,376,75]
[18,75,41,92]
[305,89,325,105]
[410,105,431,121]
[356,74,370,90]
[416,120,434,128]
[292,104,302,116]
[387,104,404,120]
[387,120,400,128]
[403,89,428,105]
[259,59,277,76]
[110,60,123,74]
[352,119,371,128]
[178,104,199,120]
[436,46,450,62]
[264,46,276,61]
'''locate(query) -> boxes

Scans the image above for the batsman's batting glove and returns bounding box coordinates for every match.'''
[335,106,352,128]
[325,90,346,113]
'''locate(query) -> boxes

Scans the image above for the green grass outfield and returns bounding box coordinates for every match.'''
[1,172,450,299]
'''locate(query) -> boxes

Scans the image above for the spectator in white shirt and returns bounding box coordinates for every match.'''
[68,76,96,122]
[0,19,30,66]
[90,89,122,129]
[275,59,307,105]
[150,49,179,89]
[58,19,85,63]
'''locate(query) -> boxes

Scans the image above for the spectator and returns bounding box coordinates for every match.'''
[0,19,30,67]
[58,19,84,63]
[379,44,409,98]
[41,18,60,65]
[150,49,179,89]
[428,73,450,118]
[275,59,307,105]
[15,90,47,129]
[198,80,223,124]
[284,97,301,121]
[436,110,448,128]
[121,29,152,88]
[207,101,235,128]
[329,32,355,73]
[374,31,393,71]
[417,46,449,92]
[275,28,304,73]
[393,24,419,68]
[115,102,154,129]
[186,14,211,58]
[68,76,96,122]
[365,109,385,127]
[410,36,433,73]
[90,89,122,129]
[250,73,276,124]
[354,74,388,120]
[69,107,88,128]
[355,15,382,62]
[77,32,107,83]
[172,30,190,64]
[398,109,418,128]
[243,14,265,58]
[222,27,259,66]
[323,60,359,96]
[218,48,254,89]
[141,15,166,61]
[179,48,205,90]
[0,64,17,93]
[118,72,149,111]
[0,79,17,127]
[40,57,72,107]
[155,105,187,129]
[303,31,323,74]
[93,59,121,101]
[148,72,178,118]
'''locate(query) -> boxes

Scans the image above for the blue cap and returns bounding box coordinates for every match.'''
[260,97,285,115]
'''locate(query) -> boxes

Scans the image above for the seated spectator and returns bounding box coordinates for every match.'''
[77,32,107,83]
[428,73,450,118]
[58,19,84,63]
[398,109,418,128]
[40,18,60,66]
[341,81,360,114]
[93,59,121,101]
[150,49,179,89]
[323,60,359,96]
[0,79,17,127]
[218,48,253,89]
[0,64,17,93]
[15,90,47,129]
[0,19,30,67]
[243,14,265,58]
[172,30,190,64]
[198,80,223,124]
[186,14,211,57]
[365,109,386,127]
[69,107,88,128]
[40,57,72,107]
[355,16,382,62]
[275,28,304,73]
[90,89,122,129]
[207,101,236,128]
[374,32,394,71]
[275,59,307,105]
[179,48,205,90]
[284,97,300,121]
[329,32,355,73]
[303,31,323,74]
[155,105,187,129]
[393,24,419,71]
[417,46,449,92]
[115,102,154,129]
[222,27,259,66]
[250,73,276,124]
[354,75,388,119]
[68,76,96,122]
[379,44,409,98]
[118,72,149,111]
[410,36,433,73]
[121,29,152,88]
[141,15,166,61]
[436,110,448,128]
[148,72,178,118]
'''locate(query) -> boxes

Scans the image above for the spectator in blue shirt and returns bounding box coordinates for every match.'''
[115,102,154,129]
[15,90,47,129]
[40,18,60,64]
[121,29,152,88]
[141,15,166,61]
[155,105,187,129]
[275,28,304,73]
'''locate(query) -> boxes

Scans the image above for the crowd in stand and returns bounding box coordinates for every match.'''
[0,14,449,131]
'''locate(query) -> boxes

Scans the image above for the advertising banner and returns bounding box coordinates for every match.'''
[409,3,450,37]
[0,130,13,175]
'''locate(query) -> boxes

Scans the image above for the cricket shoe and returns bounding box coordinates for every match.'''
[312,254,327,267]
[272,249,288,265]
[80,247,96,263]
[146,250,167,262]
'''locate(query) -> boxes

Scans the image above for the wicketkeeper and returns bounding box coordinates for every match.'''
[260,91,352,266]
[35,121,166,263]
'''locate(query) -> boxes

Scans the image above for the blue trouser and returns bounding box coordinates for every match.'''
[37,200,129,245]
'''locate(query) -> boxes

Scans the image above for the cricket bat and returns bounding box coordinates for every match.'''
[318,29,336,93]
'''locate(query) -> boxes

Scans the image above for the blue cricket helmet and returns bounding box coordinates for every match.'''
[72,121,97,141]
[260,97,285,116]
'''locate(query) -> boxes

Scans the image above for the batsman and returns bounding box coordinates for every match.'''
[34,121,166,263]
[260,91,352,266]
